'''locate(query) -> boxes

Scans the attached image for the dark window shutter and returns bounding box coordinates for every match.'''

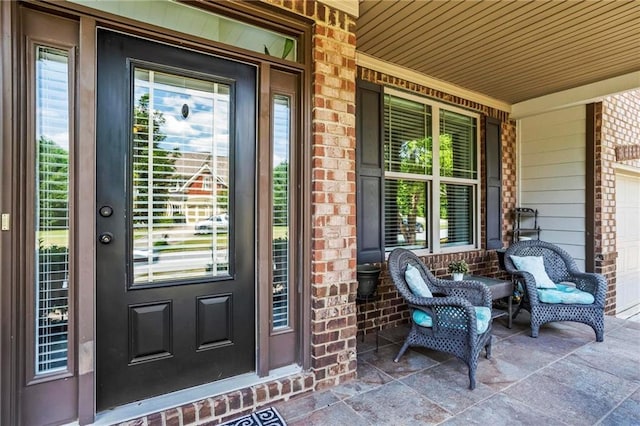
[356,80,384,263]
[485,117,503,250]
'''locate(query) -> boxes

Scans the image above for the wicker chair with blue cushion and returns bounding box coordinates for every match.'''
[504,240,606,341]
[388,248,493,389]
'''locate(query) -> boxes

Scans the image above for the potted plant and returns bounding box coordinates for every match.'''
[448,259,469,281]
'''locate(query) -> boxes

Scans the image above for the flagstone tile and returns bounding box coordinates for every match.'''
[330,358,395,399]
[571,337,640,383]
[400,359,495,414]
[358,343,439,379]
[438,392,570,426]
[378,323,411,344]
[599,387,640,426]
[271,390,339,422]
[344,381,451,425]
[286,401,369,426]
[504,355,638,425]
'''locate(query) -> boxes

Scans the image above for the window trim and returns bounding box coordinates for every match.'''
[384,87,481,254]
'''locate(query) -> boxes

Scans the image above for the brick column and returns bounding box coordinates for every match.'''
[600,89,640,313]
[261,0,358,390]
[309,6,358,389]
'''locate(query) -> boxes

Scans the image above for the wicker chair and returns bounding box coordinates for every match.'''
[388,248,493,389]
[504,240,605,341]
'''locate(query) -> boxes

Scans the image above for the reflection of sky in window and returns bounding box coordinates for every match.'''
[37,48,70,150]
[273,97,290,166]
[134,69,230,156]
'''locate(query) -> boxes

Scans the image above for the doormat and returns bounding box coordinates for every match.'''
[219,407,287,426]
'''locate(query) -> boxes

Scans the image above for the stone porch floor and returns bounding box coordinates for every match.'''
[271,313,640,425]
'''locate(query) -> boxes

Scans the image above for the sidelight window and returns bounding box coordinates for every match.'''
[34,46,71,374]
[272,94,291,329]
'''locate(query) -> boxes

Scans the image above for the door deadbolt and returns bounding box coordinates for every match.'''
[98,232,114,244]
[99,205,113,217]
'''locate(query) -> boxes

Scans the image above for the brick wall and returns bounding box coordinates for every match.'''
[356,68,516,336]
[599,89,640,313]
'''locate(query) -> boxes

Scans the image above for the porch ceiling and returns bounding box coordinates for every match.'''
[356,0,640,104]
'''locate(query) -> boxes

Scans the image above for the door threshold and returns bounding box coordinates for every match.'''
[93,364,302,425]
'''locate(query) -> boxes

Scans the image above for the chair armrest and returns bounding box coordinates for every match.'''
[407,296,480,334]
[512,270,541,304]
[431,278,492,308]
[567,272,607,307]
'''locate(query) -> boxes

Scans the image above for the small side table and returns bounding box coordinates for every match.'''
[464,275,514,328]
[356,293,380,351]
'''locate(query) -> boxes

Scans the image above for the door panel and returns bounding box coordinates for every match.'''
[96,31,256,410]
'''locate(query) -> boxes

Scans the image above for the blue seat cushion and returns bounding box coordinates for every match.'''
[537,284,595,304]
[412,306,491,334]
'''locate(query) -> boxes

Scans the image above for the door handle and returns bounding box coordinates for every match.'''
[98,232,114,244]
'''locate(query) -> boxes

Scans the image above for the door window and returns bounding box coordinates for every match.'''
[131,68,231,284]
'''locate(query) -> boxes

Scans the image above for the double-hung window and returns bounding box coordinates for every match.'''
[383,88,479,253]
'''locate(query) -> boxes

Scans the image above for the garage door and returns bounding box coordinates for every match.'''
[616,171,640,314]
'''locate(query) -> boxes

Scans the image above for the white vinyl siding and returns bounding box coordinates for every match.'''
[518,106,586,269]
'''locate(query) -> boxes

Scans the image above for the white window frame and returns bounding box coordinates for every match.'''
[384,87,481,255]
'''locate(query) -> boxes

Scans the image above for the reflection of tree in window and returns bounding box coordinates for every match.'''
[273,161,288,226]
[39,137,69,228]
[132,93,180,224]
[396,138,430,244]
[384,95,432,248]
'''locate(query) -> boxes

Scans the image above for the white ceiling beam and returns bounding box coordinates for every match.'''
[511,72,640,119]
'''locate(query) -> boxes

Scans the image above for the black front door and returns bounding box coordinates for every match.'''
[96,31,256,410]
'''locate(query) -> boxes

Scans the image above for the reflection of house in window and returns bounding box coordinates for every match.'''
[168,152,229,223]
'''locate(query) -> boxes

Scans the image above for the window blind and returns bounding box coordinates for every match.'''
[384,94,432,175]
[384,179,428,250]
[440,183,473,246]
[440,110,477,180]
[35,46,70,374]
